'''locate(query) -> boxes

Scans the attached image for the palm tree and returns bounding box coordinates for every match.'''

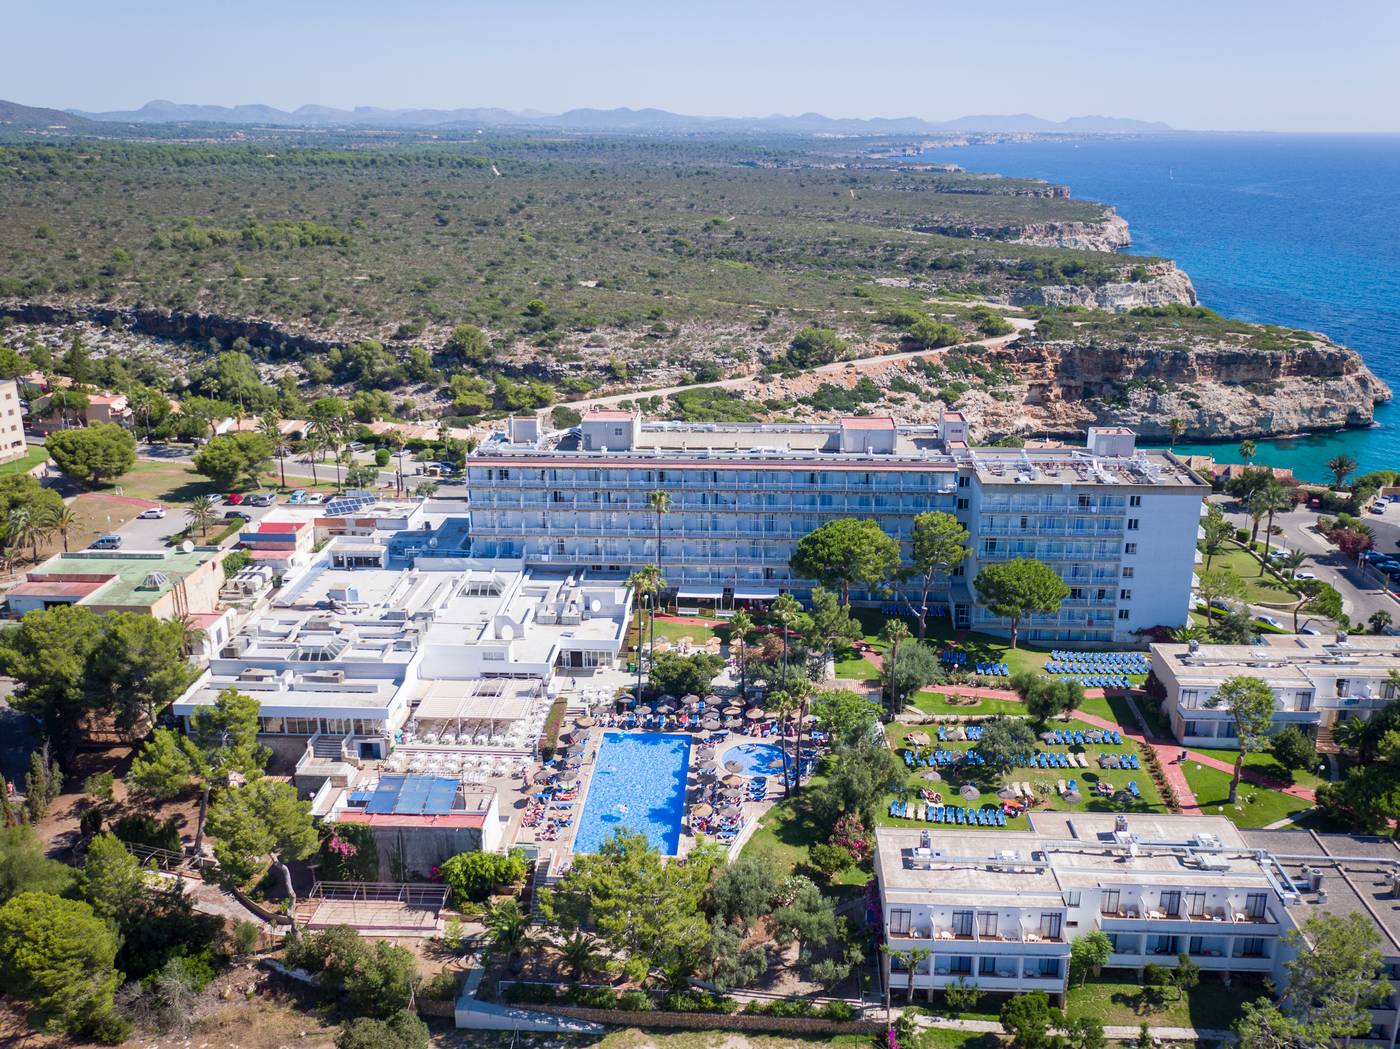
[1370,610,1393,635]
[1277,549,1308,580]
[1238,439,1256,465]
[1333,716,1369,757]
[1327,453,1358,489]
[772,593,803,687]
[176,614,208,659]
[482,898,532,973]
[787,676,814,794]
[1245,488,1272,547]
[6,504,47,563]
[1258,484,1296,570]
[1166,417,1186,448]
[729,609,754,699]
[384,429,407,497]
[626,565,665,694]
[259,414,287,489]
[1200,507,1233,571]
[302,434,324,487]
[49,504,77,553]
[187,494,218,540]
[557,930,603,980]
[882,619,912,718]
[647,488,671,566]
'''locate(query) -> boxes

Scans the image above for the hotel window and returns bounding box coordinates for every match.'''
[1122,566,1134,578]
[1125,542,1138,555]
[1188,936,1204,955]
[949,956,973,975]
[1118,609,1131,621]
[1159,891,1181,917]
[1148,935,1177,955]
[1020,516,1029,530]
[1127,518,1140,530]
[1064,891,1082,907]
[1130,495,1142,507]
[1037,958,1060,977]
[1246,893,1268,919]
[1101,890,1121,915]
[979,956,998,977]
[977,912,998,938]
[1078,494,1091,509]
[958,475,970,488]
[1120,589,1133,601]
[952,911,974,937]
[1104,932,1121,952]
[1239,937,1267,958]
[890,909,911,936]
[1185,892,1207,918]
[1040,913,1062,939]
[956,498,969,510]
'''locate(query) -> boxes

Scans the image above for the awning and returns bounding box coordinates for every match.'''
[733,587,780,600]
[677,585,725,600]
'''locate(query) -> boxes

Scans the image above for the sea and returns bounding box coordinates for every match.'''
[909,134,1400,482]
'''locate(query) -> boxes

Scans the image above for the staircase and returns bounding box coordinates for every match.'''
[1314,723,1339,756]
[526,850,554,915]
[310,734,347,761]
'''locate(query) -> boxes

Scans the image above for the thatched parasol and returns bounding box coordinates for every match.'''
[575,715,595,729]
[959,783,981,801]
[722,774,744,787]
[745,708,766,721]
[692,803,713,818]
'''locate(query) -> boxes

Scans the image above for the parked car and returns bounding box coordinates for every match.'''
[1255,614,1283,629]
[306,492,327,504]
[224,510,252,521]
[225,492,244,505]
[1373,503,1388,514]
[245,492,275,507]
[88,534,122,550]
[137,506,167,520]
[288,489,308,505]
[1294,570,1317,580]
[1300,625,1324,635]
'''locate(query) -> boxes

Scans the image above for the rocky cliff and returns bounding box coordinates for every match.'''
[1011,211,1131,252]
[1012,262,1198,310]
[954,338,1392,441]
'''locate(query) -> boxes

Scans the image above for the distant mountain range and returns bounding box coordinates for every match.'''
[61,99,1173,135]
[0,99,100,131]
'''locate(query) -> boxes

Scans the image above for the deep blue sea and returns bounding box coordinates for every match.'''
[912,135,1400,482]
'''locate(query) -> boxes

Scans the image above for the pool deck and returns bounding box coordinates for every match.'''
[516,715,803,868]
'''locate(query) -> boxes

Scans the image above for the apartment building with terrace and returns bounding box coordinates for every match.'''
[1150,633,1400,747]
[465,411,1208,644]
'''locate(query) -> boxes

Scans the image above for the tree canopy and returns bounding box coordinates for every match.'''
[791,518,901,606]
[1207,676,1277,803]
[191,431,274,489]
[45,423,136,487]
[973,558,1070,648]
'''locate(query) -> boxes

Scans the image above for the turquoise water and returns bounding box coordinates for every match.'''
[720,742,787,777]
[574,731,690,855]
[912,135,1400,482]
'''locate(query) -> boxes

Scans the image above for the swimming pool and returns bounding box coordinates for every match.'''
[721,742,788,778]
[574,732,692,856]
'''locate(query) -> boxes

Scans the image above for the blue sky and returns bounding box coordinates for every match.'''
[7,0,1399,131]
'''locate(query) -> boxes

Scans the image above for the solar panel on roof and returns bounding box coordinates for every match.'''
[363,774,458,815]
[325,495,376,517]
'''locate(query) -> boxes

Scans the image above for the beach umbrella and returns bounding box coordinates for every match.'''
[724,705,743,716]
[921,770,942,782]
[907,731,931,746]
[725,717,743,730]
[746,708,765,721]
[692,803,713,818]
[659,694,677,705]
[959,784,981,801]
[721,804,743,818]
[722,774,744,788]
[656,702,676,714]
[575,715,595,729]
[637,704,655,715]
[997,785,1017,799]
[1066,790,1083,805]
[704,694,722,705]
[702,717,722,730]
[682,694,701,706]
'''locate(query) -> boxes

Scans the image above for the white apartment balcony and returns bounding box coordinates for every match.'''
[1100,906,1280,932]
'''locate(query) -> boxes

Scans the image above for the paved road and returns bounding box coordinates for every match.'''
[1209,494,1399,630]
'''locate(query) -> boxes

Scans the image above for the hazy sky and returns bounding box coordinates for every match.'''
[7,0,1399,132]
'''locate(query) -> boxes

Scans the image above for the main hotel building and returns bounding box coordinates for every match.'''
[464,410,1208,645]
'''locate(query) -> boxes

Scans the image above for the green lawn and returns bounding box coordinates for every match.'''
[740,765,867,889]
[1192,746,1330,793]
[1064,973,1267,1030]
[648,619,718,645]
[1204,542,1299,606]
[0,445,49,476]
[834,653,879,680]
[1181,760,1314,828]
[913,691,1026,718]
[850,608,1055,677]
[880,714,1164,829]
[110,459,337,505]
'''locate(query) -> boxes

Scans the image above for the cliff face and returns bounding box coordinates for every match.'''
[1011,212,1131,252]
[955,340,1392,441]
[1012,263,1197,311]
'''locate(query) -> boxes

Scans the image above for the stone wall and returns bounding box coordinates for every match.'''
[525,1003,883,1036]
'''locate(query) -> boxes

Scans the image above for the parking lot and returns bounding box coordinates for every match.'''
[106,497,278,550]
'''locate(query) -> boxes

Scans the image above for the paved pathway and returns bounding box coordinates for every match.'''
[911,1013,1232,1042]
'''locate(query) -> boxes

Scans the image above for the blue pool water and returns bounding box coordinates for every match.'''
[721,742,787,777]
[574,732,691,856]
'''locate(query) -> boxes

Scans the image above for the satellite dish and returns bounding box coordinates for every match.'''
[428,537,438,549]
[589,598,601,613]
[180,540,195,553]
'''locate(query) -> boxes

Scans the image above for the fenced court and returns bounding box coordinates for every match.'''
[298,880,448,935]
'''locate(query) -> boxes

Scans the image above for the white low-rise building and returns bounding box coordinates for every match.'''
[1150,634,1400,747]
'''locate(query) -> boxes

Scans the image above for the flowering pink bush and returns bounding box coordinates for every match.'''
[887,1026,900,1049]
[326,831,358,861]
[832,813,872,862]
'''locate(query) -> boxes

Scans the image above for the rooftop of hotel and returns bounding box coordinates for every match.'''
[472,413,1203,488]
[13,548,222,608]
[878,814,1273,902]
[1155,634,1400,682]
[1242,829,1400,954]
